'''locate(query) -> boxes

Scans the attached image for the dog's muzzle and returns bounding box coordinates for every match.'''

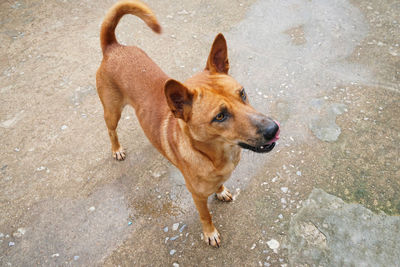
[238,120,280,153]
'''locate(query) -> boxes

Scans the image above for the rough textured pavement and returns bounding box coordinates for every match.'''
[288,189,400,266]
[0,0,399,266]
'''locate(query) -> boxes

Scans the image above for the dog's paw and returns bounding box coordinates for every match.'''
[203,228,221,247]
[113,148,126,161]
[216,187,233,202]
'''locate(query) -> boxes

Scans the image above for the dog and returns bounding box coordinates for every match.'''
[96,0,280,247]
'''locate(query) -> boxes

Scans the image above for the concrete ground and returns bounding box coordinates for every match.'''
[0,0,399,266]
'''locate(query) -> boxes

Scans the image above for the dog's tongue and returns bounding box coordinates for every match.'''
[266,120,280,145]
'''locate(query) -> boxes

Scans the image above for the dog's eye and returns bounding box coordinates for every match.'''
[214,112,226,122]
[240,88,246,101]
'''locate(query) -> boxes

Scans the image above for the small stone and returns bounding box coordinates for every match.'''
[281,187,288,193]
[36,166,46,171]
[51,253,59,257]
[163,226,169,232]
[170,236,179,241]
[170,249,176,255]
[61,125,68,130]
[278,214,284,219]
[13,232,22,238]
[9,241,15,247]
[0,233,4,238]
[14,148,20,152]
[267,239,280,252]
[179,224,186,232]
[177,9,189,15]
[128,221,132,225]
[296,171,302,176]
[88,206,95,212]
[151,171,162,178]
[281,198,287,204]
[172,223,179,231]
[74,256,79,261]
[172,263,179,267]
[251,243,256,249]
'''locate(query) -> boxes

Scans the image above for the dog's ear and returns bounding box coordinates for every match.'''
[205,33,229,74]
[165,79,193,121]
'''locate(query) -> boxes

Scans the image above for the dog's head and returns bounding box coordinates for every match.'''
[165,34,280,153]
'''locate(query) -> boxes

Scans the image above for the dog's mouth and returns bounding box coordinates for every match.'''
[238,141,276,153]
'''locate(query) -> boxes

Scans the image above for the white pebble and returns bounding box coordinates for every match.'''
[88,206,95,212]
[267,239,280,252]
[170,249,176,255]
[61,125,68,130]
[296,171,302,176]
[172,263,179,267]
[172,223,179,231]
[251,243,256,250]
[280,187,288,193]
[163,227,168,232]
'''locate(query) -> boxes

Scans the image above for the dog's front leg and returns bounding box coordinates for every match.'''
[192,194,220,247]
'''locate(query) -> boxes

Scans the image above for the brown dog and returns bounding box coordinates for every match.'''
[96,0,280,247]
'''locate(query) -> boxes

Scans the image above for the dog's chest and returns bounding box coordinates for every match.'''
[211,145,241,177]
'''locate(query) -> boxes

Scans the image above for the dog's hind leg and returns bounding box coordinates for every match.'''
[104,104,125,161]
[97,78,126,161]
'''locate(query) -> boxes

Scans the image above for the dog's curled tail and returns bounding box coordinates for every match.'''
[100,0,161,54]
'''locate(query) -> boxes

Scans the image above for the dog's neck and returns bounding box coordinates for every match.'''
[177,120,240,171]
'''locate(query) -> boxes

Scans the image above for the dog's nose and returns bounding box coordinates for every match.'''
[263,121,279,141]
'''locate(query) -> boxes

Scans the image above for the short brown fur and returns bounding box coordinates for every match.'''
[97,0,279,247]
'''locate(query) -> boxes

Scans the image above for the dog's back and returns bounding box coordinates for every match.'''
[96,1,170,155]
